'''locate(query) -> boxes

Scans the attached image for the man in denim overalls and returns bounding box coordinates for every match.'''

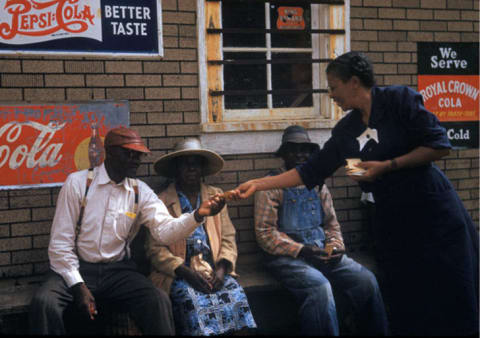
[254,126,389,336]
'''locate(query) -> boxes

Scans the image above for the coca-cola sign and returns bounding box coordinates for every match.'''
[0,101,129,189]
[0,0,163,57]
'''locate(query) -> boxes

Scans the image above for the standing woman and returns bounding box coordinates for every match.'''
[235,51,479,336]
[146,138,257,336]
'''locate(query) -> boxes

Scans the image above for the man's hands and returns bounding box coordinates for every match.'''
[71,282,97,321]
[196,193,226,220]
[299,244,345,269]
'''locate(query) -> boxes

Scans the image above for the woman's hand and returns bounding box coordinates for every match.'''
[349,147,450,182]
[235,169,303,198]
[175,265,213,294]
[236,179,259,199]
[210,264,226,292]
[349,160,390,182]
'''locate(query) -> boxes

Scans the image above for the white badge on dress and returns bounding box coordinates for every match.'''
[356,127,379,151]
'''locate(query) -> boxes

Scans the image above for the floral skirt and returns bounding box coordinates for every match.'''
[170,275,257,336]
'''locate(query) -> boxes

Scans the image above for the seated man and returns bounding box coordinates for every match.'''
[254,125,389,336]
[146,137,257,336]
[29,127,225,335]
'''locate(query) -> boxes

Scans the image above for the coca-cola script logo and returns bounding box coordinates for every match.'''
[0,121,65,170]
[0,0,101,44]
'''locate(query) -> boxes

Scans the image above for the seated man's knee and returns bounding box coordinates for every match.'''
[356,268,380,293]
[147,286,172,309]
[30,288,64,314]
[308,280,334,302]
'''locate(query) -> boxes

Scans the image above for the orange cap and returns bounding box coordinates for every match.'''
[104,127,150,153]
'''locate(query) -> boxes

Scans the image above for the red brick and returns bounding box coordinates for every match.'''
[45,75,85,87]
[421,0,447,8]
[166,123,200,136]
[65,61,104,73]
[12,249,48,264]
[163,12,196,24]
[25,88,66,101]
[407,9,434,19]
[106,88,144,100]
[144,61,180,73]
[434,32,461,41]
[105,61,142,73]
[22,60,63,73]
[126,75,162,87]
[434,9,461,19]
[0,89,22,100]
[0,237,31,251]
[86,74,124,87]
[2,74,43,87]
[145,88,181,100]
[11,222,51,236]
[0,60,20,73]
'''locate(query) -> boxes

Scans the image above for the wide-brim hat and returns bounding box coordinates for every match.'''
[154,137,224,178]
[104,126,150,153]
[275,125,319,156]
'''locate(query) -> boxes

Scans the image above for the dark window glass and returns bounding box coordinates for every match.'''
[224,52,267,109]
[222,1,265,47]
[270,2,311,48]
[271,53,312,108]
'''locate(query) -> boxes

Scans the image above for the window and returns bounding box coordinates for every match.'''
[197,0,350,153]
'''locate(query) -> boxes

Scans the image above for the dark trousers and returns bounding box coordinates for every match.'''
[28,259,174,335]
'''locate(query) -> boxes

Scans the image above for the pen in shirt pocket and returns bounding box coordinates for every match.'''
[125,211,136,219]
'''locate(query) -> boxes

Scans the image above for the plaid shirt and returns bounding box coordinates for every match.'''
[254,168,344,258]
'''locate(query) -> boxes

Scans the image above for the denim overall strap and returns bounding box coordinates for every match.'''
[176,189,212,264]
[278,187,326,248]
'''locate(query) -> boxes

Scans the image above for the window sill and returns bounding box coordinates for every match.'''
[201,118,337,133]
[200,118,336,155]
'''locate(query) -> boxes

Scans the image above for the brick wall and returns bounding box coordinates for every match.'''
[0,0,478,281]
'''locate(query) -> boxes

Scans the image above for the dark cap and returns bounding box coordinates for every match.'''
[104,126,150,153]
[275,125,319,156]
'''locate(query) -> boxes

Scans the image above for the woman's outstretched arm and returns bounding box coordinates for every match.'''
[236,168,303,199]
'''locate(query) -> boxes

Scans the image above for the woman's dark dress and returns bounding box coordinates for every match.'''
[297,85,479,335]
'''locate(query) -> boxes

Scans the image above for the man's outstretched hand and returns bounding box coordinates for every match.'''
[196,193,226,219]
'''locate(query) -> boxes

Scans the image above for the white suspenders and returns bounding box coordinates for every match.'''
[75,168,139,258]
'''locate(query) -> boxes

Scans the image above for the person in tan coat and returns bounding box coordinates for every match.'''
[146,137,256,336]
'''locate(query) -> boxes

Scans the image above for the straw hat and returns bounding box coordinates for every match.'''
[154,137,224,178]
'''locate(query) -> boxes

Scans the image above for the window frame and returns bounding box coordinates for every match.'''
[197,0,350,154]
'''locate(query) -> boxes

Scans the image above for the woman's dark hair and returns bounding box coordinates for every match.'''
[326,51,376,88]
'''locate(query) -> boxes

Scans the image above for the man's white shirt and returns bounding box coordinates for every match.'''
[48,163,201,287]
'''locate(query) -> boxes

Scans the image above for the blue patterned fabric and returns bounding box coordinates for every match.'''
[170,188,256,336]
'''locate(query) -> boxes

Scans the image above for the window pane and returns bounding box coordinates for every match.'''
[222,1,265,47]
[270,2,311,48]
[271,53,312,108]
[224,52,267,109]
